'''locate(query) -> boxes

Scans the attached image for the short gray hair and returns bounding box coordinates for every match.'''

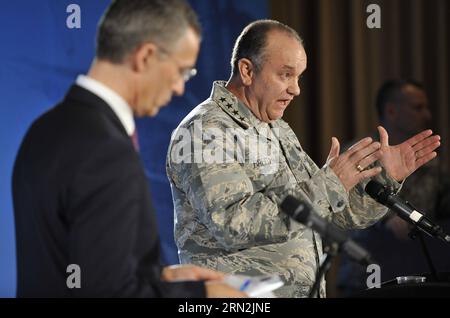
[230,19,303,78]
[96,0,201,63]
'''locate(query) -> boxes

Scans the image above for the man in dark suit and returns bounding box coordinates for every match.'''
[12,0,244,298]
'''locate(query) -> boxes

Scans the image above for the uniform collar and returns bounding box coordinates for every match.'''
[211,81,276,131]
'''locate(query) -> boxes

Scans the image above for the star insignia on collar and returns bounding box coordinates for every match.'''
[239,116,246,122]
[219,97,226,103]
[226,103,233,109]
[232,110,239,116]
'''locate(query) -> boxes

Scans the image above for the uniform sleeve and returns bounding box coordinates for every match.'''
[294,155,402,230]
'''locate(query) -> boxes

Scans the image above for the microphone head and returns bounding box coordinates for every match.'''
[365,180,390,205]
[280,195,310,223]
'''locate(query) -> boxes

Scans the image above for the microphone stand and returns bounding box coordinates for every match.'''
[408,227,440,282]
[308,242,338,298]
[406,201,440,282]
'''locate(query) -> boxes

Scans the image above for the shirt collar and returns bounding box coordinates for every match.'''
[76,75,135,136]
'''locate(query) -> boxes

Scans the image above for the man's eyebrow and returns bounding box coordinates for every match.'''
[281,65,295,71]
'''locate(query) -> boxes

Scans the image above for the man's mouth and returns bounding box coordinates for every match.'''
[277,99,292,107]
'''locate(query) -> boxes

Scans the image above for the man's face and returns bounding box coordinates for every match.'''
[395,85,432,135]
[135,28,200,117]
[247,31,307,122]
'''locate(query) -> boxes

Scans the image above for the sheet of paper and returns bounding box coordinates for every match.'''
[223,274,284,298]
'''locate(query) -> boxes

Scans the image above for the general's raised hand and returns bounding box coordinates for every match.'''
[327,137,382,191]
[377,126,440,181]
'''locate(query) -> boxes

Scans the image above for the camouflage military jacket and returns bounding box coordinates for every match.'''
[166,81,400,297]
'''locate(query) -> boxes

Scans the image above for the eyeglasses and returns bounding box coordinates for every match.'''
[157,45,197,83]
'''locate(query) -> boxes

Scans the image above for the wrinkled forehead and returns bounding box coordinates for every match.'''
[264,31,307,72]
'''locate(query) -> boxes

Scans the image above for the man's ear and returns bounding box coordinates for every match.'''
[237,58,255,86]
[130,42,158,73]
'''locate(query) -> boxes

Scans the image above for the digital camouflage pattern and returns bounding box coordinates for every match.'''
[166,81,401,297]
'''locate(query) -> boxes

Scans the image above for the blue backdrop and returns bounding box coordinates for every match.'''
[0,0,267,297]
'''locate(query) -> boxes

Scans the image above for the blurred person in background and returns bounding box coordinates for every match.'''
[337,80,450,296]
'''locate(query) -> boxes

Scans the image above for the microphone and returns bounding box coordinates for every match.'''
[365,180,450,243]
[280,195,374,266]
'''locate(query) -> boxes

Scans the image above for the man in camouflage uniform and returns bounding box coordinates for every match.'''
[166,21,441,297]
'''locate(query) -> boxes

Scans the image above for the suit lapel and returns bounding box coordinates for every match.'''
[63,84,129,138]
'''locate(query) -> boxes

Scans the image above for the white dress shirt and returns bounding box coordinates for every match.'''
[76,75,135,136]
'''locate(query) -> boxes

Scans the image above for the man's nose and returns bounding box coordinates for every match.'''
[173,77,185,96]
[288,80,300,96]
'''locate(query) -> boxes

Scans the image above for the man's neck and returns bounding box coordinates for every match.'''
[225,78,270,123]
[87,59,134,108]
